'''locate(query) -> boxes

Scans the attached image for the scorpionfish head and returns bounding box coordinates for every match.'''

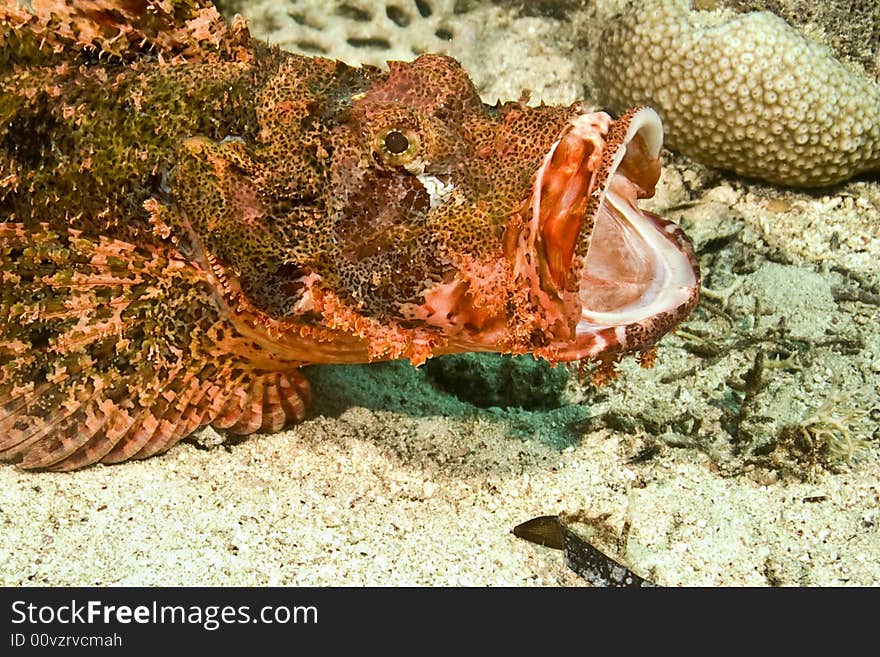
[305,54,700,365]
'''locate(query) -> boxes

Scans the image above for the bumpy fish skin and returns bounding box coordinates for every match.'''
[0,1,699,470]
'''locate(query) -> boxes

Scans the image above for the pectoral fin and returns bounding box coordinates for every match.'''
[0,223,308,471]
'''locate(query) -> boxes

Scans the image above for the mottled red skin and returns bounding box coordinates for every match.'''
[0,1,698,470]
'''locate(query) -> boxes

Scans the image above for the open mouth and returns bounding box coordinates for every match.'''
[532,108,700,361]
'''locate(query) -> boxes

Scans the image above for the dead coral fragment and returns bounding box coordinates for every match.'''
[595,0,880,186]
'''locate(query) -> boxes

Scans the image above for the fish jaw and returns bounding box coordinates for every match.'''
[535,107,701,362]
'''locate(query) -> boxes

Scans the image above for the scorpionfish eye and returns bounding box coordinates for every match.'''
[373,126,421,166]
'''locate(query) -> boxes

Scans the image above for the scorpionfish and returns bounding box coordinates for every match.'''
[0,0,700,470]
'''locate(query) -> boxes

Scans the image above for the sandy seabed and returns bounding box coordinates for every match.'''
[1,0,878,586]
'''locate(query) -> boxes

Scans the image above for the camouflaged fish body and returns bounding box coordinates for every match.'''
[0,1,700,470]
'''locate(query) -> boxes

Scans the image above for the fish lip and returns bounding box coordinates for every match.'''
[530,107,700,361]
[530,111,613,297]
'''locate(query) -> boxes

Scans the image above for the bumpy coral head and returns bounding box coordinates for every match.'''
[306,55,699,365]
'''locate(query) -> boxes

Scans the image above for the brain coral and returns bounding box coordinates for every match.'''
[594,0,880,186]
